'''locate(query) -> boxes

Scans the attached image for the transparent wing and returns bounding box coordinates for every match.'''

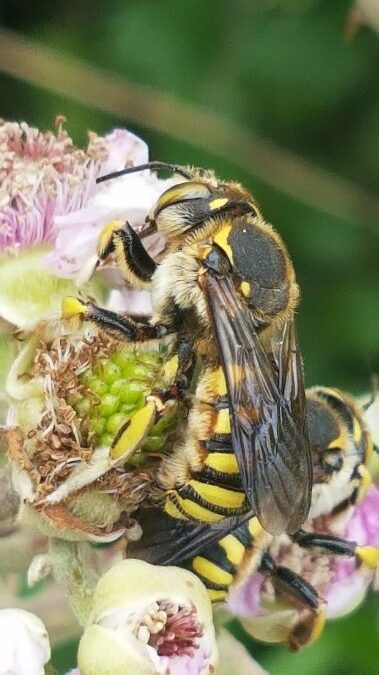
[203,273,312,535]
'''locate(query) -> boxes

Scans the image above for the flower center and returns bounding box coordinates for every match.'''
[137,600,203,658]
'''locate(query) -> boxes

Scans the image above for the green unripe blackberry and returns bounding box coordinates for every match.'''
[71,345,179,463]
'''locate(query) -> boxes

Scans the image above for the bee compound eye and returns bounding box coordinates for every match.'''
[156,182,211,213]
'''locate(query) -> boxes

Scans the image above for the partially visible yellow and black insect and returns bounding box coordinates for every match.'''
[63,161,312,535]
[129,386,378,649]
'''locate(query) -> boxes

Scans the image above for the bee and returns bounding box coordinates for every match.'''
[63,161,312,535]
[129,386,378,650]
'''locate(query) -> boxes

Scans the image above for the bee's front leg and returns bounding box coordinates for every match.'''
[97,220,157,288]
[259,552,325,650]
[292,529,379,570]
[62,297,169,342]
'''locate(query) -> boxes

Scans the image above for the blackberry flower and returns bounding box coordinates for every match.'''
[4,320,179,543]
[77,559,217,675]
[0,119,167,329]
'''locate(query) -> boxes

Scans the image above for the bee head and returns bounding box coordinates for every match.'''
[146,173,257,241]
[307,387,372,519]
[96,161,257,241]
[307,391,351,481]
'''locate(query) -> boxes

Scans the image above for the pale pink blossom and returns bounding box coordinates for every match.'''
[0,118,95,251]
[228,572,265,620]
[0,120,169,326]
[0,119,167,278]
[47,131,170,279]
[107,288,153,316]
[325,485,379,618]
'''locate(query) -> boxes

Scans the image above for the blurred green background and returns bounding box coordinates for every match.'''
[0,0,378,672]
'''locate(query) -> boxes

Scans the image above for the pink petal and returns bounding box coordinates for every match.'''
[48,174,171,278]
[345,485,379,546]
[98,129,149,176]
[325,486,379,618]
[227,572,266,619]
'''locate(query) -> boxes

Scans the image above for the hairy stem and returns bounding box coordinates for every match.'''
[49,538,98,627]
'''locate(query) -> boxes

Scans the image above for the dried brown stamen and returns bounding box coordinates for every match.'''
[28,331,118,497]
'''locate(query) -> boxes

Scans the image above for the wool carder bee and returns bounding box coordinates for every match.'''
[63,161,312,535]
[129,386,378,649]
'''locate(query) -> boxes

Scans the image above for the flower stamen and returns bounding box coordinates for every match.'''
[136,600,203,658]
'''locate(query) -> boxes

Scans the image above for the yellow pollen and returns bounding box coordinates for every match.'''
[61,297,87,319]
[356,546,379,569]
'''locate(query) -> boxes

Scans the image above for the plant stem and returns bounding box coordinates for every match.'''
[49,539,98,627]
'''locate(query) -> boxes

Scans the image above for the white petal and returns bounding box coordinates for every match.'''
[0,609,50,675]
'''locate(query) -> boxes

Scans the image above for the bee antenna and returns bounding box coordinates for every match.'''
[362,373,379,411]
[96,161,192,184]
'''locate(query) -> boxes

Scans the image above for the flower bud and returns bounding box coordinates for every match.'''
[78,559,217,675]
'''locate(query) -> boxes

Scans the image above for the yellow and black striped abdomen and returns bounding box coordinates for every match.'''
[161,366,248,524]
[185,517,269,602]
